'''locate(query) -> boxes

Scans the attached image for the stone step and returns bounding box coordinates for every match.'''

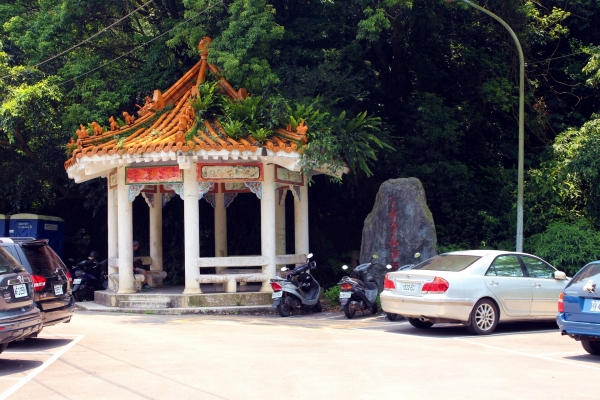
[119,300,171,309]
[118,295,172,302]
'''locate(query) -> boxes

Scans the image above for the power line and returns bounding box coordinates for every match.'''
[0,0,156,80]
[60,1,224,86]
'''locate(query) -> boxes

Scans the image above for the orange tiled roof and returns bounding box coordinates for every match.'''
[64,37,307,171]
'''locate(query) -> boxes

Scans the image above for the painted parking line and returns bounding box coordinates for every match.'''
[0,335,84,400]
[453,337,600,371]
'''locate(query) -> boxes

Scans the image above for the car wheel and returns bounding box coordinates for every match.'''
[386,313,400,321]
[370,303,378,314]
[467,299,499,335]
[313,299,323,313]
[408,317,434,329]
[276,303,292,317]
[581,340,600,355]
[343,302,356,319]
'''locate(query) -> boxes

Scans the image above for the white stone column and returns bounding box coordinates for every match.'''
[294,180,309,263]
[149,192,163,272]
[117,166,135,293]
[107,175,118,291]
[276,189,287,267]
[260,164,277,292]
[183,162,201,294]
[214,192,227,258]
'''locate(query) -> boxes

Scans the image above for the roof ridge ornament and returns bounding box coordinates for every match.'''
[198,37,212,60]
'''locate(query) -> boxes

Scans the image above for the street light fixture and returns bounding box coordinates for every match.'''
[445,0,525,252]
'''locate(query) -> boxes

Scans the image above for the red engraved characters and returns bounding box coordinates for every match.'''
[387,200,400,271]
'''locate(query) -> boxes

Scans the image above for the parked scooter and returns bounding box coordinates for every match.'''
[71,252,108,301]
[338,257,391,319]
[270,253,322,317]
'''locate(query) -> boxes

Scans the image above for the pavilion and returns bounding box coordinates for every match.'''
[64,38,340,308]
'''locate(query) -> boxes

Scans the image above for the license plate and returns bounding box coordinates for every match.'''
[73,278,82,284]
[272,291,282,299]
[591,300,600,312]
[54,285,64,295]
[13,284,27,298]
[339,291,351,299]
[402,283,418,292]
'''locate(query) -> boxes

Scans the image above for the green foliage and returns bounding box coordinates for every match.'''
[323,285,340,306]
[189,80,222,117]
[526,220,600,275]
[220,117,244,140]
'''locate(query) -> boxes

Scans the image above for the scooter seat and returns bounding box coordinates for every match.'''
[364,281,378,291]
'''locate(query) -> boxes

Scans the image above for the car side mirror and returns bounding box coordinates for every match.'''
[342,265,348,270]
[553,271,567,280]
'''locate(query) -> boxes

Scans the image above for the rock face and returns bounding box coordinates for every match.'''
[360,178,437,289]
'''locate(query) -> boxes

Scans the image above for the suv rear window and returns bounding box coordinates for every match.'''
[569,263,600,285]
[22,244,66,277]
[411,254,481,272]
[0,247,20,275]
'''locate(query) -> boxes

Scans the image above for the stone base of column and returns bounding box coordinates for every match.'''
[183,287,202,294]
[259,281,272,292]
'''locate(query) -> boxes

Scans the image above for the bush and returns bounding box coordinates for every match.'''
[526,219,600,275]
[323,286,341,305]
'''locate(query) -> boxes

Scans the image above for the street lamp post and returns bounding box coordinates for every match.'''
[445,0,525,252]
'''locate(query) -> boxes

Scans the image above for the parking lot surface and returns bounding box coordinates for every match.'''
[0,310,598,399]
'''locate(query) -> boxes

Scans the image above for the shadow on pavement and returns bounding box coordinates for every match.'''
[7,337,73,352]
[383,320,559,338]
[0,359,43,376]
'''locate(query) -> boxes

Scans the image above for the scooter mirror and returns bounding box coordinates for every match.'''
[281,267,288,272]
[307,253,313,259]
[386,264,393,269]
[342,265,348,270]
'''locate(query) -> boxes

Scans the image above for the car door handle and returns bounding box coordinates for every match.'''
[488,281,499,286]
[532,283,541,288]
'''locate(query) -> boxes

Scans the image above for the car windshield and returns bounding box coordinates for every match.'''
[22,244,65,278]
[411,254,481,272]
[569,263,600,285]
[0,246,21,275]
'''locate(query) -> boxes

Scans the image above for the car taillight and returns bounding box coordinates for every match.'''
[422,277,449,294]
[383,274,395,290]
[340,283,353,291]
[32,275,46,292]
[66,270,73,285]
[271,282,282,291]
[558,292,564,312]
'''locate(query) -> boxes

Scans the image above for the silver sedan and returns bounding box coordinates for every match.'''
[380,250,568,334]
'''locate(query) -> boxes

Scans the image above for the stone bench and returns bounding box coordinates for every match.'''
[196,271,268,293]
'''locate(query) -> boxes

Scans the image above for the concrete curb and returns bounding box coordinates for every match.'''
[74,302,276,315]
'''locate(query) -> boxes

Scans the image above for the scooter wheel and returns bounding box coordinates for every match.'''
[73,290,85,302]
[343,302,356,319]
[386,313,400,321]
[277,303,292,317]
[313,299,322,313]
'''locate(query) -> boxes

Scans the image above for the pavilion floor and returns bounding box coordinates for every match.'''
[93,283,273,310]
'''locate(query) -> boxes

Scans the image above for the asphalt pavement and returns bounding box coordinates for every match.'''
[0,309,598,399]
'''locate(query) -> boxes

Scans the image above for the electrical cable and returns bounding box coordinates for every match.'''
[60,1,224,86]
[0,0,156,80]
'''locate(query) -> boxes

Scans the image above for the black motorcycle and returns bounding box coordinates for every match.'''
[338,258,391,319]
[71,257,108,301]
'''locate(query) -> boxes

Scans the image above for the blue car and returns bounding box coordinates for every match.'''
[557,261,600,355]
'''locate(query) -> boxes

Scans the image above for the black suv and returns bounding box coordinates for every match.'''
[0,246,43,354]
[0,238,74,328]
